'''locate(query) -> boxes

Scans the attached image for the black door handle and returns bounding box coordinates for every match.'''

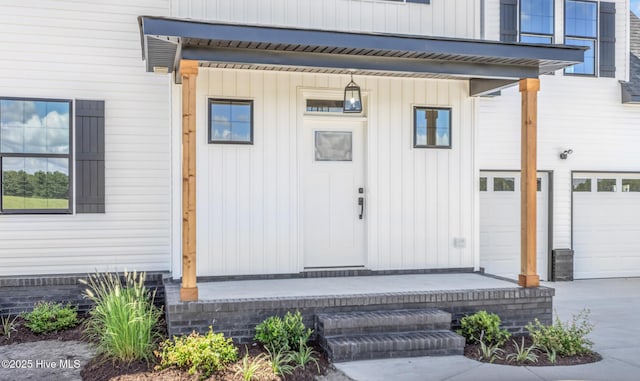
[358,197,364,220]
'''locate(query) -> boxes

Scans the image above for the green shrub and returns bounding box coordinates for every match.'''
[23,301,78,334]
[81,271,161,363]
[254,311,312,352]
[526,309,594,357]
[457,310,511,346]
[157,327,238,380]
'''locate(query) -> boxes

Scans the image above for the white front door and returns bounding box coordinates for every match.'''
[302,119,366,268]
[480,171,549,280]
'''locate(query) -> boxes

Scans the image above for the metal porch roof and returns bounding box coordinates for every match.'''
[138,16,585,95]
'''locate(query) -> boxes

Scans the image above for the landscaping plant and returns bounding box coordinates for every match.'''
[157,327,238,380]
[254,311,312,352]
[22,301,78,334]
[457,310,511,346]
[82,271,161,363]
[526,309,594,357]
[290,338,320,373]
[505,337,539,364]
[234,349,269,381]
[477,331,504,363]
[0,313,18,338]
[266,347,296,377]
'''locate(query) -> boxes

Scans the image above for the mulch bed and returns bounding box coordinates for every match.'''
[463,335,602,366]
[0,316,85,346]
[3,313,331,380]
[81,341,332,381]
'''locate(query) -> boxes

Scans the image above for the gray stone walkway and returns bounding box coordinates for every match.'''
[335,278,640,381]
[0,340,95,381]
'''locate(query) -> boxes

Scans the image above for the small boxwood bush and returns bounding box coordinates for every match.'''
[254,311,312,353]
[157,327,238,380]
[23,301,78,334]
[526,309,594,357]
[457,310,511,346]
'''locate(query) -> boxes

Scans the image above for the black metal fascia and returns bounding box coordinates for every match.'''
[140,16,585,64]
[469,79,519,96]
[181,47,540,79]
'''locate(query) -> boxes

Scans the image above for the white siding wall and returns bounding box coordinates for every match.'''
[173,69,477,277]
[0,0,172,275]
[171,0,481,39]
[479,76,640,249]
[480,0,638,251]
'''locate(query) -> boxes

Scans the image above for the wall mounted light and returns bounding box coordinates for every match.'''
[343,74,362,113]
[560,149,573,160]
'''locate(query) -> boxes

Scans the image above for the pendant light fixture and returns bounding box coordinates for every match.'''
[343,74,362,113]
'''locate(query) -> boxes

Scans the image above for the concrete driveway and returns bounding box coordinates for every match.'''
[335,278,640,381]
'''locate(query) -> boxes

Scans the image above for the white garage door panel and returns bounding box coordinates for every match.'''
[573,173,640,279]
[480,171,548,281]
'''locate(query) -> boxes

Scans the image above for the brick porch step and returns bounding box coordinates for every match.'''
[316,308,465,362]
[325,330,465,362]
[317,308,452,337]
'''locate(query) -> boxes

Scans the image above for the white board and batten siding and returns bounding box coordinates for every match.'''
[171,70,478,277]
[171,0,481,39]
[0,0,173,276]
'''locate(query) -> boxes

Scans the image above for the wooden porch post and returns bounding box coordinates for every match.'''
[180,60,199,301]
[519,78,540,288]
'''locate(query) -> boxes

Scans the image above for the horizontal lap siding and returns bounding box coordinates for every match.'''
[0,0,172,275]
[172,0,480,39]
[182,69,476,277]
[478,75,640,250]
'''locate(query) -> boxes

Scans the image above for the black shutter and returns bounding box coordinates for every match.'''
[599,2,616,78]
[500,0,518,43]
[75,100,105,213]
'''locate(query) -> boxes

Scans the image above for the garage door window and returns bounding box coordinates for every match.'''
[597,178,616,192]
[622,179,640,192]
[480,177,487,191]
[494,177,515,191]
[573,178,591,192]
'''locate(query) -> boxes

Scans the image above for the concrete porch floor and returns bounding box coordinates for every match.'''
[195,273,519,300]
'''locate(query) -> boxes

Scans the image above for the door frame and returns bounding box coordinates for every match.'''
[479,169,554,280]
[296,87,369,271]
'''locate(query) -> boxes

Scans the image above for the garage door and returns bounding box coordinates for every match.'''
[573,172,640,279]
[480,171,549,280]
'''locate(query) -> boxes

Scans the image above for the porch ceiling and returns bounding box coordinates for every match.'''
[138,16,585,95]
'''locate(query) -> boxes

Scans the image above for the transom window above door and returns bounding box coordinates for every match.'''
[306,99,344,113]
